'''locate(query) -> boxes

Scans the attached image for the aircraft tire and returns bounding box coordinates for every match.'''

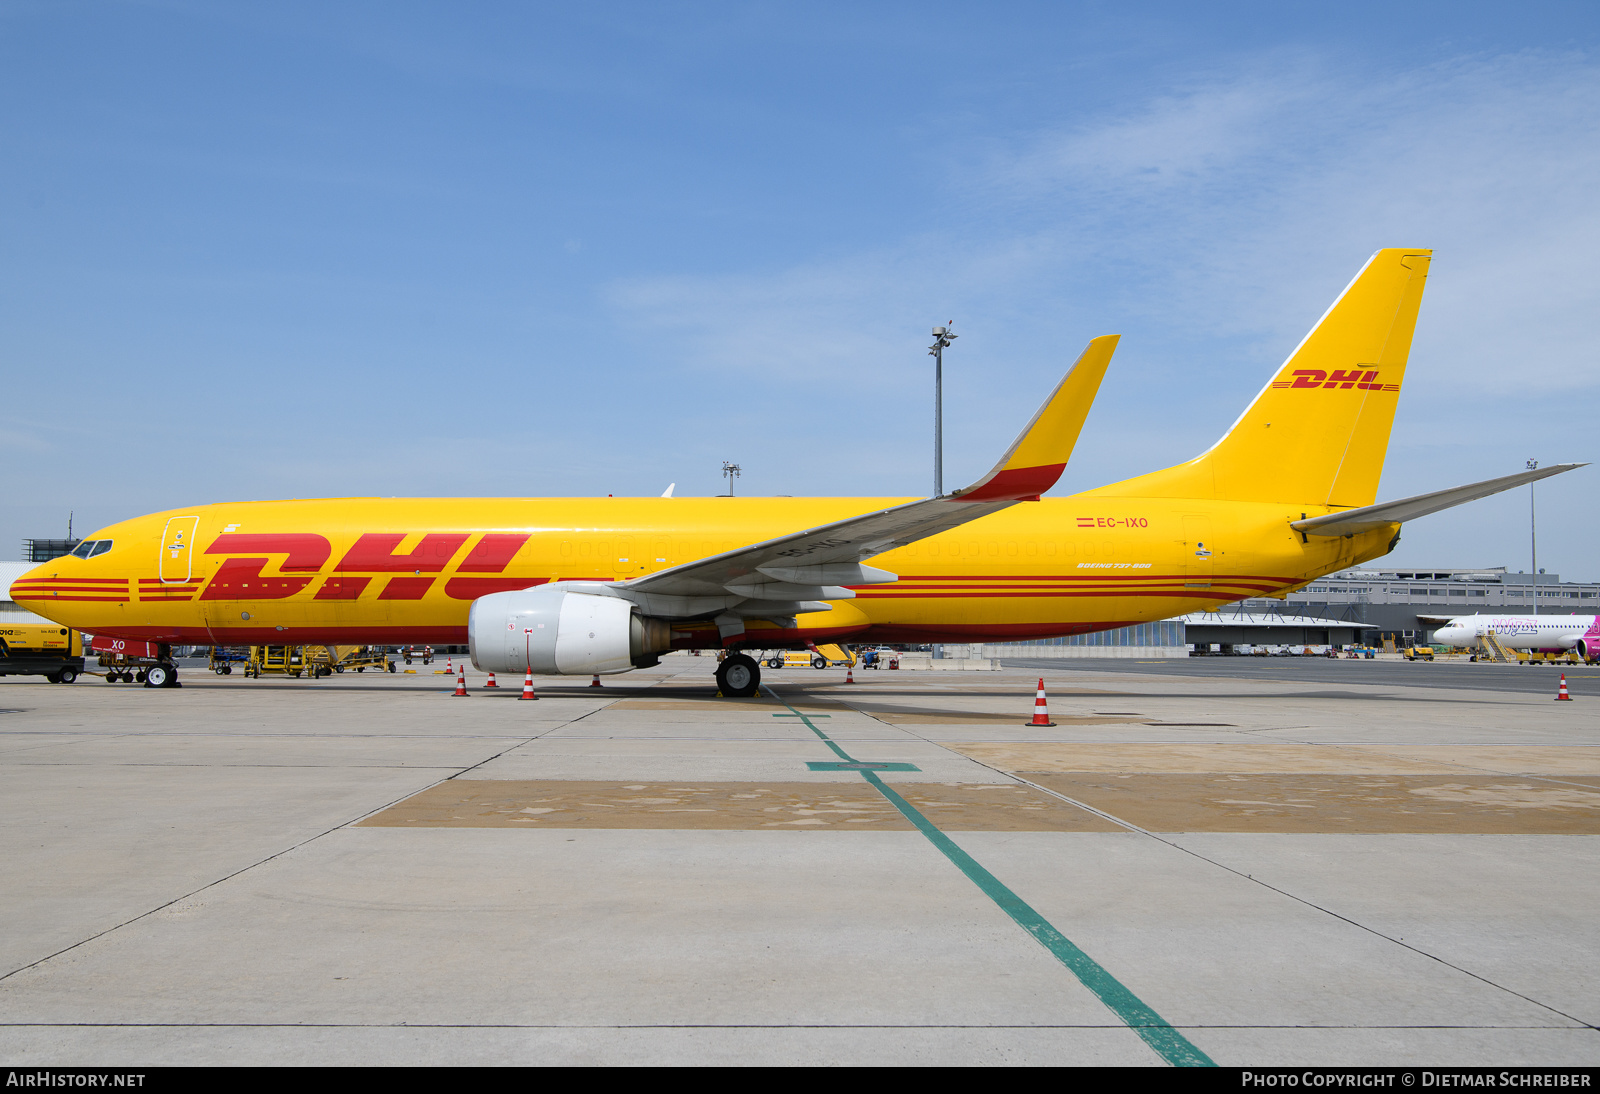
[144,664,170,688]
[716,654,761,698]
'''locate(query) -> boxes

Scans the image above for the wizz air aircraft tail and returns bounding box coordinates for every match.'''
[1433,616,1600,660]
[11,247,1588,694]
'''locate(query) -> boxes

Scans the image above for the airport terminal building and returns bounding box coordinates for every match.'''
[979,565,1599,657]
[1272,564,1598,645]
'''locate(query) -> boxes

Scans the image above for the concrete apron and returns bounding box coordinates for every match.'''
[0,656,1596,1065]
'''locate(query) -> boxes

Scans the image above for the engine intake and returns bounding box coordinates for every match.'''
[467,585,671,675]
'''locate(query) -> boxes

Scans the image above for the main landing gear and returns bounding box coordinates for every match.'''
[143,663,180,688]
[715,653,761,698]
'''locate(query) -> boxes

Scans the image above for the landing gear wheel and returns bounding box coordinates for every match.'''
[144,664,170,688]
[716,654,761,698]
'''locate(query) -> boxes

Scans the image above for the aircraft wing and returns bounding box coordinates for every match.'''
[612,336,1117,625]
[1290,463,1587,537]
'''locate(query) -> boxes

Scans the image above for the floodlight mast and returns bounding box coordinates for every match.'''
[929,323,958,496]
[1528,458,1538,616]
[721,461,742,497]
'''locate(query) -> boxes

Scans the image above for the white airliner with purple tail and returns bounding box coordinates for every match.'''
[1432,615,1600,660]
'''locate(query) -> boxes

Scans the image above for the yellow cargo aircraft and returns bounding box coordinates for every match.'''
[12,249,1582,693]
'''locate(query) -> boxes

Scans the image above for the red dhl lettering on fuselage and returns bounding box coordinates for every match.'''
[1270,369,1399,391]
[194,532,540,602]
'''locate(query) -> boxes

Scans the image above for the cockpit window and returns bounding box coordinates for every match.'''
[89,540,112,557]
[68,540,113,558]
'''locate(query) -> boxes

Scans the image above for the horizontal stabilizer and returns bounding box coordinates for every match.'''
[1291,463,1586,536]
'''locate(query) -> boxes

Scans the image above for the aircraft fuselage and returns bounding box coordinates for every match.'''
[13,494,1395,648]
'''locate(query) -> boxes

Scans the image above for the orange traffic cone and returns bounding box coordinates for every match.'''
[453,667,468,697]
[844,666,855,684]
[1027,678,1056,726]
[519,669,538,700]
[1557,674,1573,701]
[484,672,498,688]
[590,674,603,688]
[445,655,454,675]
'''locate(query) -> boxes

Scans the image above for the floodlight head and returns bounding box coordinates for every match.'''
[932,326,946,336]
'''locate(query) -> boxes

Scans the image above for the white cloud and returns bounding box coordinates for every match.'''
[597,49,1600,574]
[982,51,1600,392]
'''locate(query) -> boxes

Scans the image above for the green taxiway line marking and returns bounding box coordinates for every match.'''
[765,684,1215,1068]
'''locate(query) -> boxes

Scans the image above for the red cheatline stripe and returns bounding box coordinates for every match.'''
[881,581,1280,593]
[895,572,1289,582]
[13,580,129,589]
[13,587,134,595]
[15,595,129,602]
[857,589,1242,601]
[13,579,129,586]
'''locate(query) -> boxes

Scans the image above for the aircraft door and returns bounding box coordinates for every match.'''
[159,517,200,583]
[614,536,639,575]
[1182,515,1213,587]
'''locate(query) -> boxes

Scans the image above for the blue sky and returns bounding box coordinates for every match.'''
[5,1,1599,577]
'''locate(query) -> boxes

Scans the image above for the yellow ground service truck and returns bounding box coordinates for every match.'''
[763,643,856,669]
[0,621,86,683]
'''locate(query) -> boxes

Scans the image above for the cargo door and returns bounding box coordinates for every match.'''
[1182,515,1213,588]
[159,516,200,583]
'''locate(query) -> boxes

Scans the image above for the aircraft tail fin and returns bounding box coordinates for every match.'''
[1095,248,1431,506]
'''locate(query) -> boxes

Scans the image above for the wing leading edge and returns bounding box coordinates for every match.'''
[592,335,1118,634]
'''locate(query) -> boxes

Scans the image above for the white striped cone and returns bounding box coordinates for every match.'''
[519,670,538,700]
[590,674,603,688]
[484,672,498,688]
[1028,678,1056,726]
[445,656,454,675]
[1557,674,1572,701]
[453,668,468,697]
[844,667,855,684]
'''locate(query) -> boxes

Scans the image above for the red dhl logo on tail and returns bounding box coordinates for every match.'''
[1271,369,1399,391]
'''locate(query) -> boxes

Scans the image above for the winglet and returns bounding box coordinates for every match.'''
[948,335,1118,502]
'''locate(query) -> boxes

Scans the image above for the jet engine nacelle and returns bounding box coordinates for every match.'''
[1562,635,1599,661]
[467,585,671,675]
